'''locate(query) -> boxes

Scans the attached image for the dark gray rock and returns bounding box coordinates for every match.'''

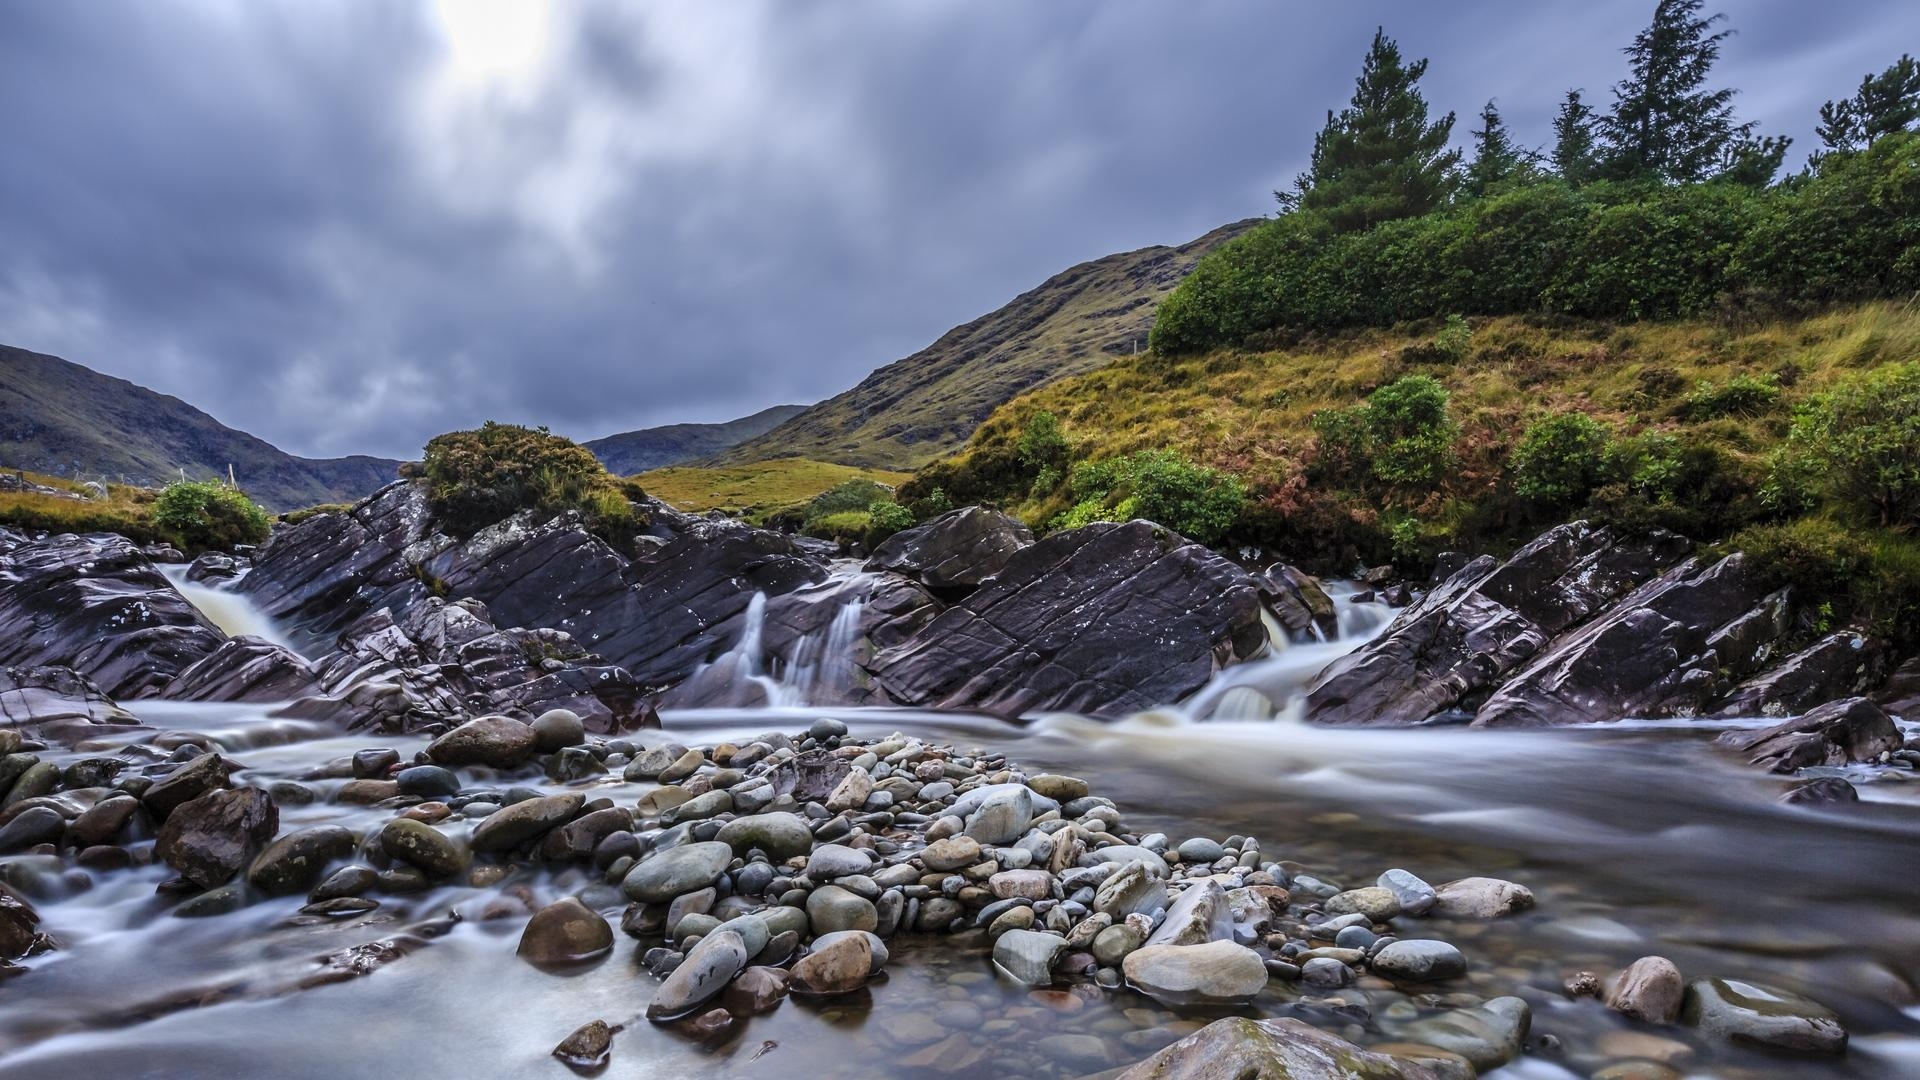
[156,787,279,889]
[0,666,142,746]
[1716,697,1902,773]
[1112,1017,1441,1080]
[161,636,318,702]
[864,507,1033,595]
[869,521,1266,716]
[1717,630,1886,717]
[1254,564,1339,642]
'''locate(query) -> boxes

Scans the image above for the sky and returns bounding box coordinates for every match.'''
[1,1,1913,461]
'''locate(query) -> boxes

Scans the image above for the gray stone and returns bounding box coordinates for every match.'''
[992,928,1066,986]
[805,843,873,881]
[1682,978,1847,1055]
[530,708,586,752]
[1606,956,1685,1024]
[1094,861,1168,918]
[1396,996,1531,1073]
[517,897,614,967]
[646,929,747,1019]
[1371,939,1467,982]
[470,792,583,852]
[1145,880,1231,947]
[715,812,813,860]
[805,884,877,934]
[1112,1017,1439,1080]
[1377,868,1437,915]
[1122,941,1270,1006]
[621,841,733,903]
[423,716,538,769]
[1431,877,1534,918]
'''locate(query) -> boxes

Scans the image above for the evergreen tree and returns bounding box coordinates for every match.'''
[1465,100,1528,196]
[1817,54,1920,154]
[1279,28,1460,232]
[1600,0,1750,182]
[1552,89,1599,183]
[1719,133,1792,188]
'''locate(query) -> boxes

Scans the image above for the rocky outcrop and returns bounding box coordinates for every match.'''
[1715,697,1902,773]
[1303,521,1888,731]
[868,521,1266,716]
[1254,564,1340,642]
[1113,1016,1440,1079]
[161,637,319,702]
[864,507,1033,596]
[0,666,142,745]
[0,531,224,698]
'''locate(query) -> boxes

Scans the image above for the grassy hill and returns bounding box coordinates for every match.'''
[712,220,1258,471]
[1,345,401,510]
[584,404,808,476]
[638,458,912,519]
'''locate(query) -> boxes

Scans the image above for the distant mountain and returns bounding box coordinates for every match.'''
[584,404,809,476]
[712,220,1259,471]
[0,345,401,511]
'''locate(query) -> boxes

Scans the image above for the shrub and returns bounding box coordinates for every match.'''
[1765,362,1920,528]
[1735,517,1920,651]
[422,422,637,542]
[1364,375,1459,487]
[864,499,915,547]
[1510,412,1613,508]
[1682,372,1781,419]
[907,487,953,522]
[1016,411,1070,475]
[152,481,272,551]
[804,510,871,543]
[1048,449,1246,544]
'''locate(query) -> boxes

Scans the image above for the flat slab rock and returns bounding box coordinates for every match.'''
[1113,1016,1441,1079]
[868,520,1265,717]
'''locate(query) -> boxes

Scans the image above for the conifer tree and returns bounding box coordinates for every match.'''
[1600,0,1750,182]
[1551,89,1599,183]
[1817,54,1920,154]
[1466,99,1532,196]
[1279,28,1459,232]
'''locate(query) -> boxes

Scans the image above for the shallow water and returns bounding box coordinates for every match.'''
[4,591,1918,1079]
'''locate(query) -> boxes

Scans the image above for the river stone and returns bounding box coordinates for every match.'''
[0,807,63,853]
[921,835,982,872]
[156,787,278,889]
[246,825,355,896]
[1113,1016,1441,1080]
[1431,877,1534,918]
[379,818,470,879]
[805,884,877,934]
[624,742,691,782]
[759,905,810,940]
[1092,923,1144,966]
[1123,941,1269,1006]
[962,785,1032,845]
[142,752,232,821]
[1175,837,1226,864]
[1681,978,1847,1055]
[1377,868,1437,915]
[988,869,1053,901]
[1606,956,1685,1023]
[551,1019,613,1071]
[1396,996,1531,1073]
[1370,939,1467,982]
[518,897,614,967]
[1026,774,1089,802]
[814,929,889,971]
[468,791,579,849]
[709,913,770,958]
[1716,697,1901,773]
[69,795,141,847]
[791,931,871,995]
[424,716,538,769]
[1147,880,1233,947]
[715,812,813,860]
[1092,845,1171,876]
[825,768,874,812]
[805,843,873,881]
[622,841,733,903]
[721,965,789,1014]
[1094,861,1168,918]
[1327,886,1402,922]
[395,765,460,799]
[993,928,1066,986]
[647,929,747,1019]
[661,789,732,825]
[531,708,586,752]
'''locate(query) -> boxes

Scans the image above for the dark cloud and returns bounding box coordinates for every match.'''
[1,0,1912,459]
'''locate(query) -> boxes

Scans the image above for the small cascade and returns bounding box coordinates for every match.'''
[160,566,304,656]
[782,594,866,705]
[666,574,876,709]
[1182,581,1394,722]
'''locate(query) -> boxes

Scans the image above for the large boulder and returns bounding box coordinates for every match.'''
[155,787,279,889]
[161,636,319,702]
[1122,940,1269,1006]
[424,716,538,769]
[1716,697,1902,773]
[1716,630,1886,717]
[0,532,224,698]
[1114,1017,1440,1080]
[864,507,1033,595]
[869,521,1266,716]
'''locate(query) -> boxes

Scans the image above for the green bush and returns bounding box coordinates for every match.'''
[1765,362,1920,528]
[422,422,638,543]
[152,481,272,552]
[1315,375,1459,490]
[1511,412,1613,508]
[864,499,915,547]
[1016,411,1070,475]
[907,487,954,522]
[1047,449,1246,544]
[1681,372,1781,419]
[1735,517,1920,651]
[804,479,893,519]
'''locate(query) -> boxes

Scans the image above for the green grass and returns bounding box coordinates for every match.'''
[0,468,168,543]
[637,459,913,519]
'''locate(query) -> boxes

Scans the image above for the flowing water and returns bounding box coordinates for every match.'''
[4,585,1918,1079]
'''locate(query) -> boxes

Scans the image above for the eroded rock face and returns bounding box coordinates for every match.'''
[162,637,318,702]
[864,507,1034,595]
[0,532,224,698]
[1715,697,1901,773]
[1254,564,1339,642]
[1113,1016,1440,1080]
[869,521,1266,716]
[0,666,141,746]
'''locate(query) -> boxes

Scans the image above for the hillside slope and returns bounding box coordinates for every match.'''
[713,219,1259,471]
[584,404,808,476]
[0,345,400,510]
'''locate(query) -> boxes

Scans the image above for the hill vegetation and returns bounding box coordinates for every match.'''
[711,220,1257,471]
[1,344,401,510]
[0,467,272,552]
[638,459,912,520]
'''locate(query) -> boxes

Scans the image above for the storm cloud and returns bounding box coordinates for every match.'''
[1,0,1911,459]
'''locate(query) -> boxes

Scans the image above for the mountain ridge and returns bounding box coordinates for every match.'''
[584,404,808,476]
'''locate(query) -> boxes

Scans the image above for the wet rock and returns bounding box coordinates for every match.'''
[805,885,877,934]
[622,841,733,903]
[1370,939,1467,982]
[1112,1016,1438,1080]
[1122,940,1269,1006]
[722,965,789,1015]
[0,882,45,960]
[869,520,1267,717]
[424,716,538,769]
[1377,868,1437,916]
[1717,630,1886,717]
[1395,996,1531,1073]
[804,843,873,881]
[1326,886,1401,922]
[1682,978,1847,1055]
[920,835,982,872]
[961,785,1032,845]
[395,765,460,799]
[863,507,1033,594]
[1781,777,1859,805]
[647,928,748,1019]
[470,792,584,852]
[155,787,278,889]
[0,666,140,746]
[246,825,355,896]
[1095,861,1169,918]
[1716,697,1901,773]
[68,795,141,847]
[0,807,63,853]
[311,866,377,902]
[531,708,586,752]
[766,749,849,802]
[551,1019,614,1073]
[518,897,614,967]
[993,928,1066,986]
[161,637,319,703]
[1254,564,1341,643]
[142,752,232,822]
[379,818,470,879]
[1146,880,1231,947]
[542,807,631,863]
[790,931,871,995]
[1606,956,1686,1024]
[1431,877,1534,918]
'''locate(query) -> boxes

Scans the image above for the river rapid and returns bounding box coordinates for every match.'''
[2,580,1916,1080]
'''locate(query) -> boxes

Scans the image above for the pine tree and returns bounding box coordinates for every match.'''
[1279,28,1460,232]
[1600,0,1749,182]
[1466,99,1531,196]
[1817,54,1920,154]
[1552,89,1599,182]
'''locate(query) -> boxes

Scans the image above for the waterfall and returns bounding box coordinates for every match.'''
[1181,582,1392,722]
[160,565,303,656]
